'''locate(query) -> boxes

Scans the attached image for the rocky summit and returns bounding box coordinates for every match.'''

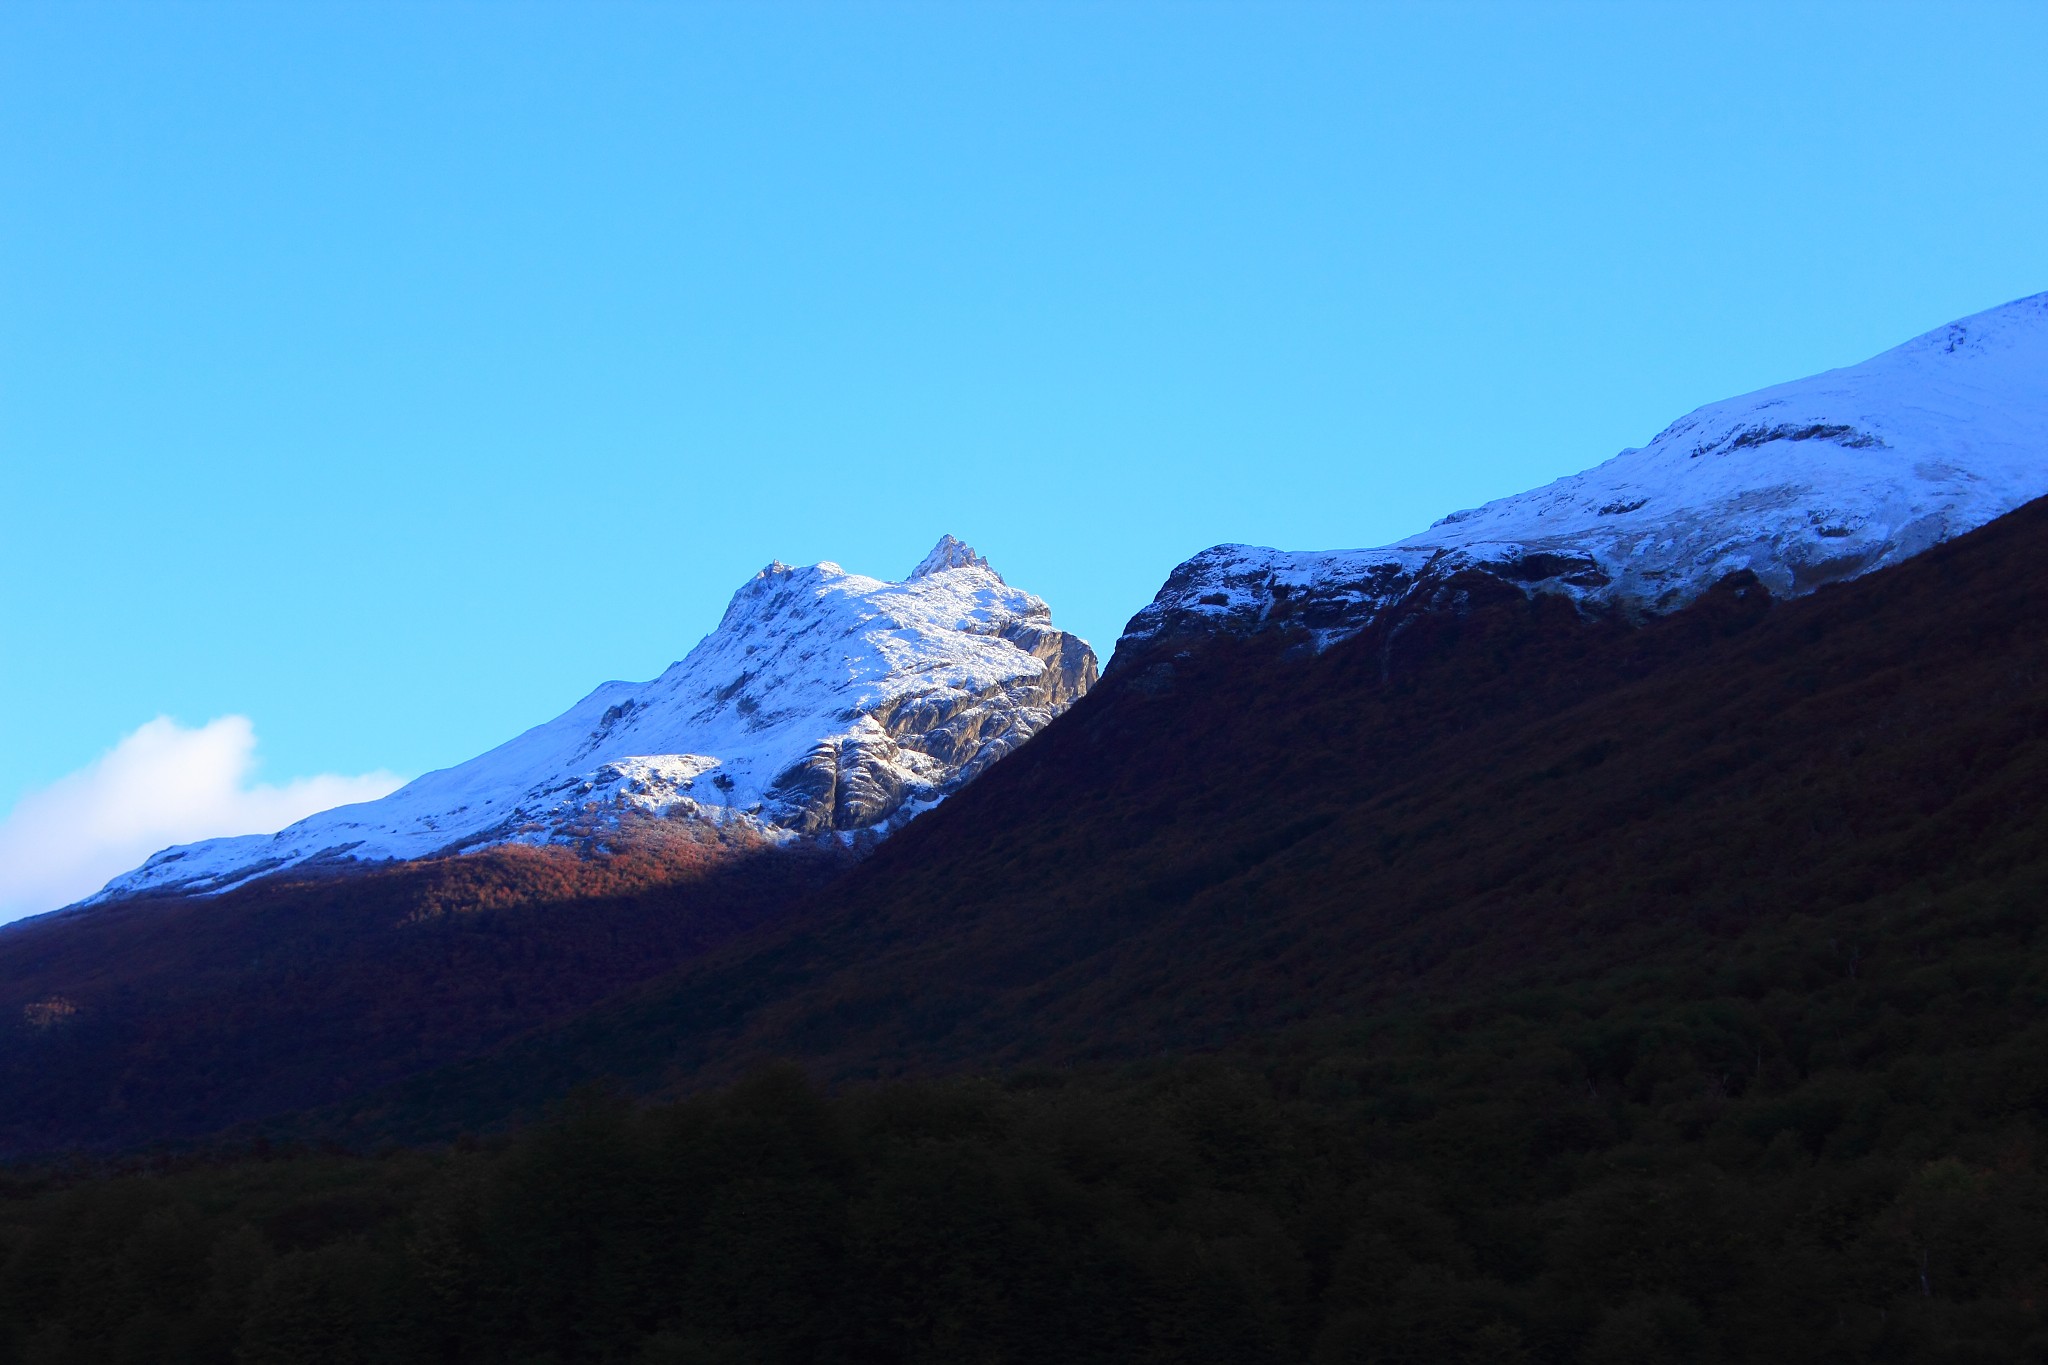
[93,537,1097,901]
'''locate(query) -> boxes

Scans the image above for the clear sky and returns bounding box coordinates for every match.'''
[3,1,2045,915]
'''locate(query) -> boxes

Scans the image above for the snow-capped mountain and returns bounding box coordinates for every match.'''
[97,537,1097,900]
[1124,292,2048,652]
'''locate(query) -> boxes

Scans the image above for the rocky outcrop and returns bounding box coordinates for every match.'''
[765,596,1096,836]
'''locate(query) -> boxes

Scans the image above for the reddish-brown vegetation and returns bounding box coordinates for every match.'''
[0,818,853,1154]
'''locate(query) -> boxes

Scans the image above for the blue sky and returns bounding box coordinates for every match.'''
[2,1,2045,912]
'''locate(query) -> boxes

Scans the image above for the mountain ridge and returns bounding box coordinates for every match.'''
[7,291,2045,1159]
[1122,290,2048,656]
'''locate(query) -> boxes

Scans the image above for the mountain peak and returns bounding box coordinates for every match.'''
[911,535,1000,582]
[92,542,1097,902]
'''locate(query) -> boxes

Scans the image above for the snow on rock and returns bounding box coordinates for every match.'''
[1122,292,2048,653]
[911,534,1000,580]
[96,540,1099,901]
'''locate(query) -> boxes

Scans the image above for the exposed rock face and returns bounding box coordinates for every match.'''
[1121,292,2048,659]
[95,539,1097,900]
[767,600,1097,835]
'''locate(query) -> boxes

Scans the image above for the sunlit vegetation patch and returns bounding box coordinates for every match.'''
[393,817,790,921]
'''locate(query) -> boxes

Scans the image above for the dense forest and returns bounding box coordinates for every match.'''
[7,860,2048,1365]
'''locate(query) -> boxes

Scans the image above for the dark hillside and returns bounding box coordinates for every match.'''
[0,826,850,1155]
[347,492,2048,1134]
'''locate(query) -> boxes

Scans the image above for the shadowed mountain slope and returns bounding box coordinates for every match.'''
[335,490,2048,1140]
[0,826,852,1155]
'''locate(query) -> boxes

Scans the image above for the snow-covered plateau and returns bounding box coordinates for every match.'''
[95,537,1098,901]
[1122,292,2048,653]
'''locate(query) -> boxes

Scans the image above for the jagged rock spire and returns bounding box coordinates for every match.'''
[910,534,1001,582]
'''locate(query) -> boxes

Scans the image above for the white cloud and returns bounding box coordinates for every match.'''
[0,716,404,925]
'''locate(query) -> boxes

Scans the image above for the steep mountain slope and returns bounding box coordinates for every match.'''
[1128,292,2048,650]
[97,536,1096,901]
[261,293,2048,1136]
[0,538,1094,1154]
[335,485,2048,1140]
